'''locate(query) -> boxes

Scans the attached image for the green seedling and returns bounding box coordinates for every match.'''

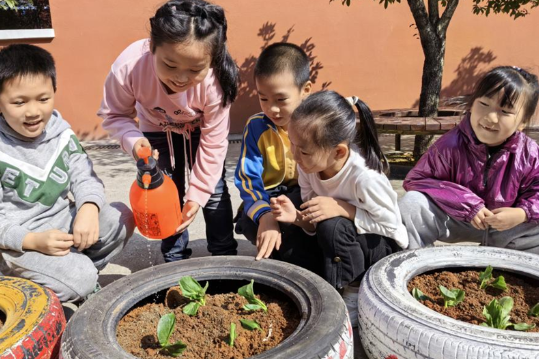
[157,313,187,357]
[412,287,433,302]
[481,296,535,331]
[228,322,237,347]
[528,303,539,317]
[478,266,507,291]
[439,285,465,308]
[238,279,268,312]
[479,265,493,289]
[178,276,209,316]
[239,318,261,331]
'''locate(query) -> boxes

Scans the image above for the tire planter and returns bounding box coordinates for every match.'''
[357,246,539,359]
[60,256,353,359]
[0,276,66,359]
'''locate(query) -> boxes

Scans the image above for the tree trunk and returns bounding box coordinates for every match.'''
[413,40,446,160]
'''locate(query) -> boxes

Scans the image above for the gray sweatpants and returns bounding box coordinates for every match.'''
[399,191,539,253]
[0,202,135,302]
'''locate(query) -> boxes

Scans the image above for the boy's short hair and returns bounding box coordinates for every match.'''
[254,43,310,88]
[0,44,57,94]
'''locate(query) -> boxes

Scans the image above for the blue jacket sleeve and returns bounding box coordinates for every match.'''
[234,120,271,224]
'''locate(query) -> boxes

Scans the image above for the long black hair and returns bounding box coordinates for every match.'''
[150,0,239,106]
[291,91,388,174]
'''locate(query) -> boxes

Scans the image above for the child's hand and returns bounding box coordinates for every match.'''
[483,207,527,231]
[133,138,159,160]
[255,212,281,260]
[471,207,494,230]
[300,196,347,224]
[22,230,74,256]
[270,195,297,223]
[73,203,100,251]
[175,200,200,233]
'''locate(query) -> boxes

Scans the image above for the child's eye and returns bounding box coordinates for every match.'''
[190,69,203,74]
[259,98,268,102]
[12,101,25,105]
[479,101,489,106]
[164,62,176,69]
[501,110,514,115]
[39,98,50,103]
[278,98,288,102]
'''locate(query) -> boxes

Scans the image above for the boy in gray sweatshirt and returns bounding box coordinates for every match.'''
[0,44,135,302]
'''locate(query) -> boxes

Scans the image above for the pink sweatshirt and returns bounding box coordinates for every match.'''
[98,39,230,207]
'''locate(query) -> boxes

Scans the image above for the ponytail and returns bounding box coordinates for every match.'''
[350,97,389,174]
[150,0,239,106]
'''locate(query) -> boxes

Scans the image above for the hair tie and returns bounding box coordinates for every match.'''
[512,66,523,73]
[346,96,359,106]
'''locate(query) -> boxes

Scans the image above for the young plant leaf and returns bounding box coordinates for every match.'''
[528,303,539,317]
[238,279,268,312]
[161,341,187,357]
[439,285,465,308]
[479,265,493,289]
[183,301,201,316]
[244,303,266,311]
[228,322,237,347]
[482,297,514,330]
[157,313,176,347]
[412,287,432,302]
[240,318,261,331]
[490,275,507,291]
[513,323,536,331]
[179,276,208,305]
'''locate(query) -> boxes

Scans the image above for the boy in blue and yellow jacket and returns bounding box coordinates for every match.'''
[234,43,313,263]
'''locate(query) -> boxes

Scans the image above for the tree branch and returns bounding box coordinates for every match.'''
[407,0,436,56]
[428,0,439,26]
[439,0,459,34]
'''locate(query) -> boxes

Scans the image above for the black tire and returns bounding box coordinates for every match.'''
[60,256,353,359]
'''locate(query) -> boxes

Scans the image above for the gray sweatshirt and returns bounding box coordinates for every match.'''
[0,110,105,252]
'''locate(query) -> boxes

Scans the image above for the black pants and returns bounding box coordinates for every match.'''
[235,185,323,276]
[144,129,237,261]
[316,217,400,289]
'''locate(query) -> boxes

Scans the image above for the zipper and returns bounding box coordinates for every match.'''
[482,147,502,188]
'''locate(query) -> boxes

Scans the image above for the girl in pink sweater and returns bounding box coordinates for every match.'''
[98,0,239,261]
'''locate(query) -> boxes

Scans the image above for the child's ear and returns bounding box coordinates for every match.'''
[301,81,312,98]
[334,143,348,160]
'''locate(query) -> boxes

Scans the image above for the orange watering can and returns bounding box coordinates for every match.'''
[129,147,182,239]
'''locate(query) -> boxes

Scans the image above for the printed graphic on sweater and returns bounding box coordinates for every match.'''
[0,131,83,207]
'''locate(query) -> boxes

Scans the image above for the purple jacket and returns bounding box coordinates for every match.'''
[403,115,539,223]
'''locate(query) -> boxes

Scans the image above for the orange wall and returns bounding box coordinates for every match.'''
[2,0,539,139]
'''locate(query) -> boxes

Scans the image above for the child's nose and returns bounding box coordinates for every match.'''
[485,110,498,124]
[270,104,280,114]
[25,103,39,118]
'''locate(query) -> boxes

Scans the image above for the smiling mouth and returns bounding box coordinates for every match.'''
[481,124,497,132]
[171,80,188,88]
[24,120,42,126]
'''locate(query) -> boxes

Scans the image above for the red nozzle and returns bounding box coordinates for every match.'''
[142,173,152,189]
[137,147,152,164]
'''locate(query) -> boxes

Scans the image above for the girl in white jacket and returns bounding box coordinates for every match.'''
[270,91,407,326]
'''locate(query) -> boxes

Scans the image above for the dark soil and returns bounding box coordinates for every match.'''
[408,268,539,332]
[0,310,4,329]
[116,285,300,358]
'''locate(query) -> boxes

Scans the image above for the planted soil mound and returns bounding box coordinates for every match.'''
[116,285,300,359]
[408,268,539,332]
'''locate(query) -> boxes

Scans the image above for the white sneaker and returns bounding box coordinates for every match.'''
[341,284,359,327]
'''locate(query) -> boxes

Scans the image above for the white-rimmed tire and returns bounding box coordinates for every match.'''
[60,256,353,359]
[358,246,539,359]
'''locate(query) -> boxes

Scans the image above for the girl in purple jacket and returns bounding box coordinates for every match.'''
[400,66,539,252]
